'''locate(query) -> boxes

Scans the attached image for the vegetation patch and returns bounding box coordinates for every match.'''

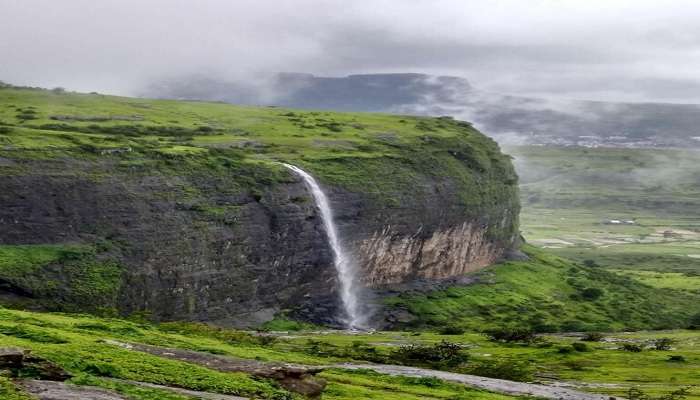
[385,246,700,332]
[0,244,123,313]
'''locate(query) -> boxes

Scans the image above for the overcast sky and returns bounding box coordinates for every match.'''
[2,0,700,103]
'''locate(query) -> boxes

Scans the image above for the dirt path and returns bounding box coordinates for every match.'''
[19,379,250,400]
[108,379,248,399]
[336,363,619,400]
[18,380,128,400]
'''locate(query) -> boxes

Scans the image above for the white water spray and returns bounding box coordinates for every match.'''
[283,164,366,329]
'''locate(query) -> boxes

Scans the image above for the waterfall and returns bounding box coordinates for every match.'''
[283,164,366,329]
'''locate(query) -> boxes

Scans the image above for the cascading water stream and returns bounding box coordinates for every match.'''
[283,164,366,329]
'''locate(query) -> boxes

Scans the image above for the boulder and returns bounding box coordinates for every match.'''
[0,348,72,381]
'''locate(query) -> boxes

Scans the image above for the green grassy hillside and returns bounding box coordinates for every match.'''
[0,86,516,217]
[0,307,519,400]
[386,246,700,332]
[0,306,696,400]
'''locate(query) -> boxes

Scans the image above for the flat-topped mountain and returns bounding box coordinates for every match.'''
[143,73,700,148]
[0,85,519,327]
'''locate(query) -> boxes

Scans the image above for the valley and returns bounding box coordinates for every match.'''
[0,85,698,400]
[512,145,700,297]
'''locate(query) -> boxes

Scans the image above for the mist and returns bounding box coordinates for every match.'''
[3,0,700,103]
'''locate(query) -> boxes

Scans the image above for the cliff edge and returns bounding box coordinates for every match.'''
[0,86,519,326]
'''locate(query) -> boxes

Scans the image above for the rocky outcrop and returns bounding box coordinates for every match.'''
[357,222,501,286]
[19,380,129,400]
[0,348,72,381]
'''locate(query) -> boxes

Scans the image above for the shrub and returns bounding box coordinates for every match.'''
[438,325,465,335]
[392,340,468,368]
[621,343,643,352]
[627,386,690,400]
[485,327,537,344]
[667,355,686,362]
[581,332,605,342]
[16,112,37,121]
[304,340,387,364]
[652,338,674,351]
[158,321,270,346]
[0,126,12,134]
[465,359,533,382]
[583,259,600,268]
[688,312,700,329]
[580,287,604,301]
[571,342,589,352]
[560,319,587,332]
[256,335,277,346]
[557,346,573,354]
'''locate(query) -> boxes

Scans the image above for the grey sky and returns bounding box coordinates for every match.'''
[2,0,700,102]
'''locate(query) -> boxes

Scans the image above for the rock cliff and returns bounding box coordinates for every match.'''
[0,86,519,327]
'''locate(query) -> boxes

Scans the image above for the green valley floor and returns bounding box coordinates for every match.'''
[0,306,698,399]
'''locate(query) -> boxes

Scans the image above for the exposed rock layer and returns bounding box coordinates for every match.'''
[358,222,501,286]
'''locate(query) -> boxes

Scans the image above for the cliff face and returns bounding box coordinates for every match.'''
[0,87,519,327]
[357,223,502,286]
[0,157,341,326]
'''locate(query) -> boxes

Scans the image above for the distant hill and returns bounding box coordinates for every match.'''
[142,73,700,148]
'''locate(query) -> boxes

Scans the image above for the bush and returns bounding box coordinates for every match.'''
[580,287,604,301]
[688,312,700,329]
[485,328,537,344]
[158,321,272,346]
[581,332,605,342]
[653,338,674,351]
[465,359,533,382]
[571,342,589,352]
[583,259,600,268]
[304,340,387,364]
[438,325,465,335]
[557,346,573,354]
[392,340,468,368]
[621,343,643,352]
[627,386,690,400]
[16,112,37,121]
[667,355,685,362]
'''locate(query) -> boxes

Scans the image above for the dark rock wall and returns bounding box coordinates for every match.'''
[0,158,340,326]
[0,156,518,327]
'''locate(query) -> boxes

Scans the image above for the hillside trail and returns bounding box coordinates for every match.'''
[335,362,618,400]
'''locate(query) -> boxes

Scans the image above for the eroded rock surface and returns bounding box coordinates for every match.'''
[358,222,501,286]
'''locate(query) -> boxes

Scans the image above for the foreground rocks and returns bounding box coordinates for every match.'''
[103,340,326,399]
[0,348,72,381]
[18,380,127,400]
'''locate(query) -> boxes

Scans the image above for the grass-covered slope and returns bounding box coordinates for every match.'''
[0,307,519,400]
[385,246,700,332]
[0,85,517,217]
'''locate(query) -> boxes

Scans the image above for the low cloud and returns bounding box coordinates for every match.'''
[2,0,700,102]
